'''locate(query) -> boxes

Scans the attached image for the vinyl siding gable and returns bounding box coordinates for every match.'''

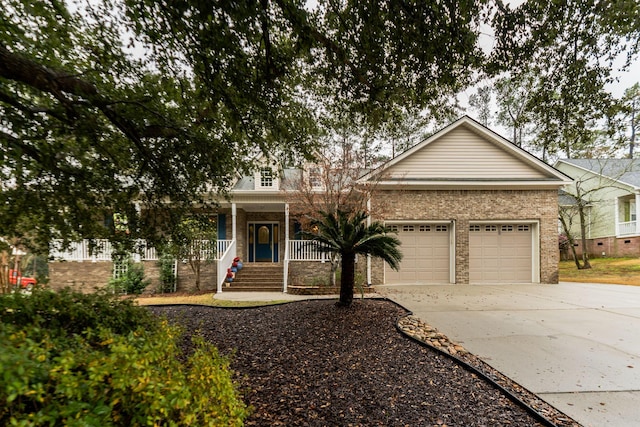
[386,126,551,180]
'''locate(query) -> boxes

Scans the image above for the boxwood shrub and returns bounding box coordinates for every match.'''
[0,289,249,426]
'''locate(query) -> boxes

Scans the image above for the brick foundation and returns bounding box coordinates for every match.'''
[570,236,640,258]
[48,260,217,294]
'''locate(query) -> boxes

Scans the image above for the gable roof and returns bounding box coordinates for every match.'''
[556,159,640,190]
[359,116,572,189]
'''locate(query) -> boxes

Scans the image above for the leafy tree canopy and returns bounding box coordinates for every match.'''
[1,0,491,250]
[3,0,639,251]
[491,0,640,160]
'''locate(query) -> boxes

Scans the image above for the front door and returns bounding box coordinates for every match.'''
[249,223,279,262]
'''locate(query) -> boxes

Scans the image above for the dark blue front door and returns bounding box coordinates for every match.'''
[250,223,279,262]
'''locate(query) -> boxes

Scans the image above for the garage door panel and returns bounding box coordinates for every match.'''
[386,223,451,284]
[470,224,533,284]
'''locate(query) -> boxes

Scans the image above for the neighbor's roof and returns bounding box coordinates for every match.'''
[559,159,640,189]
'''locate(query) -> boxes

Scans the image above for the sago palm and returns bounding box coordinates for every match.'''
[303,210,402,307]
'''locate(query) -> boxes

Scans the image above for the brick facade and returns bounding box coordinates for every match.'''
[370,188,560,284]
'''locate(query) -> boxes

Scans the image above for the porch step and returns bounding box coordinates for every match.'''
[225,263,284,292]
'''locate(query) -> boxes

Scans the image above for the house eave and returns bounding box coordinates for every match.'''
[376,179,570,190]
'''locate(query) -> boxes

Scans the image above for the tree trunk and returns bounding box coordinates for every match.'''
[338,252,356,307]
[578,202,592,269]
[0,251,9,294]
[559,214,582,269]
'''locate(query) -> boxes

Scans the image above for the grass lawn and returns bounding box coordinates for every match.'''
[559,257,640,286]
[134,292,288,307]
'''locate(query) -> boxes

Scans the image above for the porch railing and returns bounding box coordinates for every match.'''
[287,240,329,262]
[51,239,231,262]
[50,239,159,262]
[618,221,638,236]
[217,240,236,293]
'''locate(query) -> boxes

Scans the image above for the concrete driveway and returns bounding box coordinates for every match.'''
[375,282,640,427]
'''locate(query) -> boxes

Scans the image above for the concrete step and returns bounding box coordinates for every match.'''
[226,263,284,292]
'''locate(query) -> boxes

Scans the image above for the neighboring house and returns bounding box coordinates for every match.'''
[555,159,640,258]
[50,116,571,291]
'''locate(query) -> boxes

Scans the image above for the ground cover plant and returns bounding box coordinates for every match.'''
[0,289,248,426]
[559,257,640,286]
[149,300,574,426]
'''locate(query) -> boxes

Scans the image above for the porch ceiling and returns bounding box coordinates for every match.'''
[227,202,286,213]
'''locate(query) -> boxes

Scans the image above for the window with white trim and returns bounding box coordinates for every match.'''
[435,225,448,232]
[419,225,431,232]
[403,225,415,232]
[260,168,273,187]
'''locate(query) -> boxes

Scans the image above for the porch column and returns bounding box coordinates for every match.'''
[232,203,237,241]
[636,194,640,234]
[284,203,289,293]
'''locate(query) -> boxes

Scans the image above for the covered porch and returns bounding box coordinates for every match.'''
[616,194,640,237]
[216,201,340,293]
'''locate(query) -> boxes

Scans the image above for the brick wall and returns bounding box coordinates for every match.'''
[48,261,113,293]
[48,260,217,294]
[571,236,640,258]
[176,262,217,292]
[370,189,560,284]
[288,259,369,285]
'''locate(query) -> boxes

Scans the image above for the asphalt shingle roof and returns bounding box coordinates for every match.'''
[561,159,640,189]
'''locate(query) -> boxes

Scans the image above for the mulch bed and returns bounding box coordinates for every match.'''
[148,299,573,427]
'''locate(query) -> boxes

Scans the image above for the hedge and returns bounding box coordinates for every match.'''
[0,289,249,426]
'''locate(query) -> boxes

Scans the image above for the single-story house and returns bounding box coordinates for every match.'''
[555,159,640,258]
[50,116,571,292]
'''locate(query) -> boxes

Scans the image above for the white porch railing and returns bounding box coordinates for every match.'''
[287,240,330,261]
[217,240,236,293]
[51,239,231,262]
[217,239,233,257]
[618,221,638,236]
[50,239,158,262]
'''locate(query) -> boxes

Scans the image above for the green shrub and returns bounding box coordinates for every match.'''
[157,254,176,293]
[0,289,249,426]
[108,259,150,295]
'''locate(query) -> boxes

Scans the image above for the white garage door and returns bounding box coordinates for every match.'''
[469,224,533,283]
[385,223,451,284]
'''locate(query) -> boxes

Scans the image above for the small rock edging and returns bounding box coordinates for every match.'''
[398,315,468,356]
